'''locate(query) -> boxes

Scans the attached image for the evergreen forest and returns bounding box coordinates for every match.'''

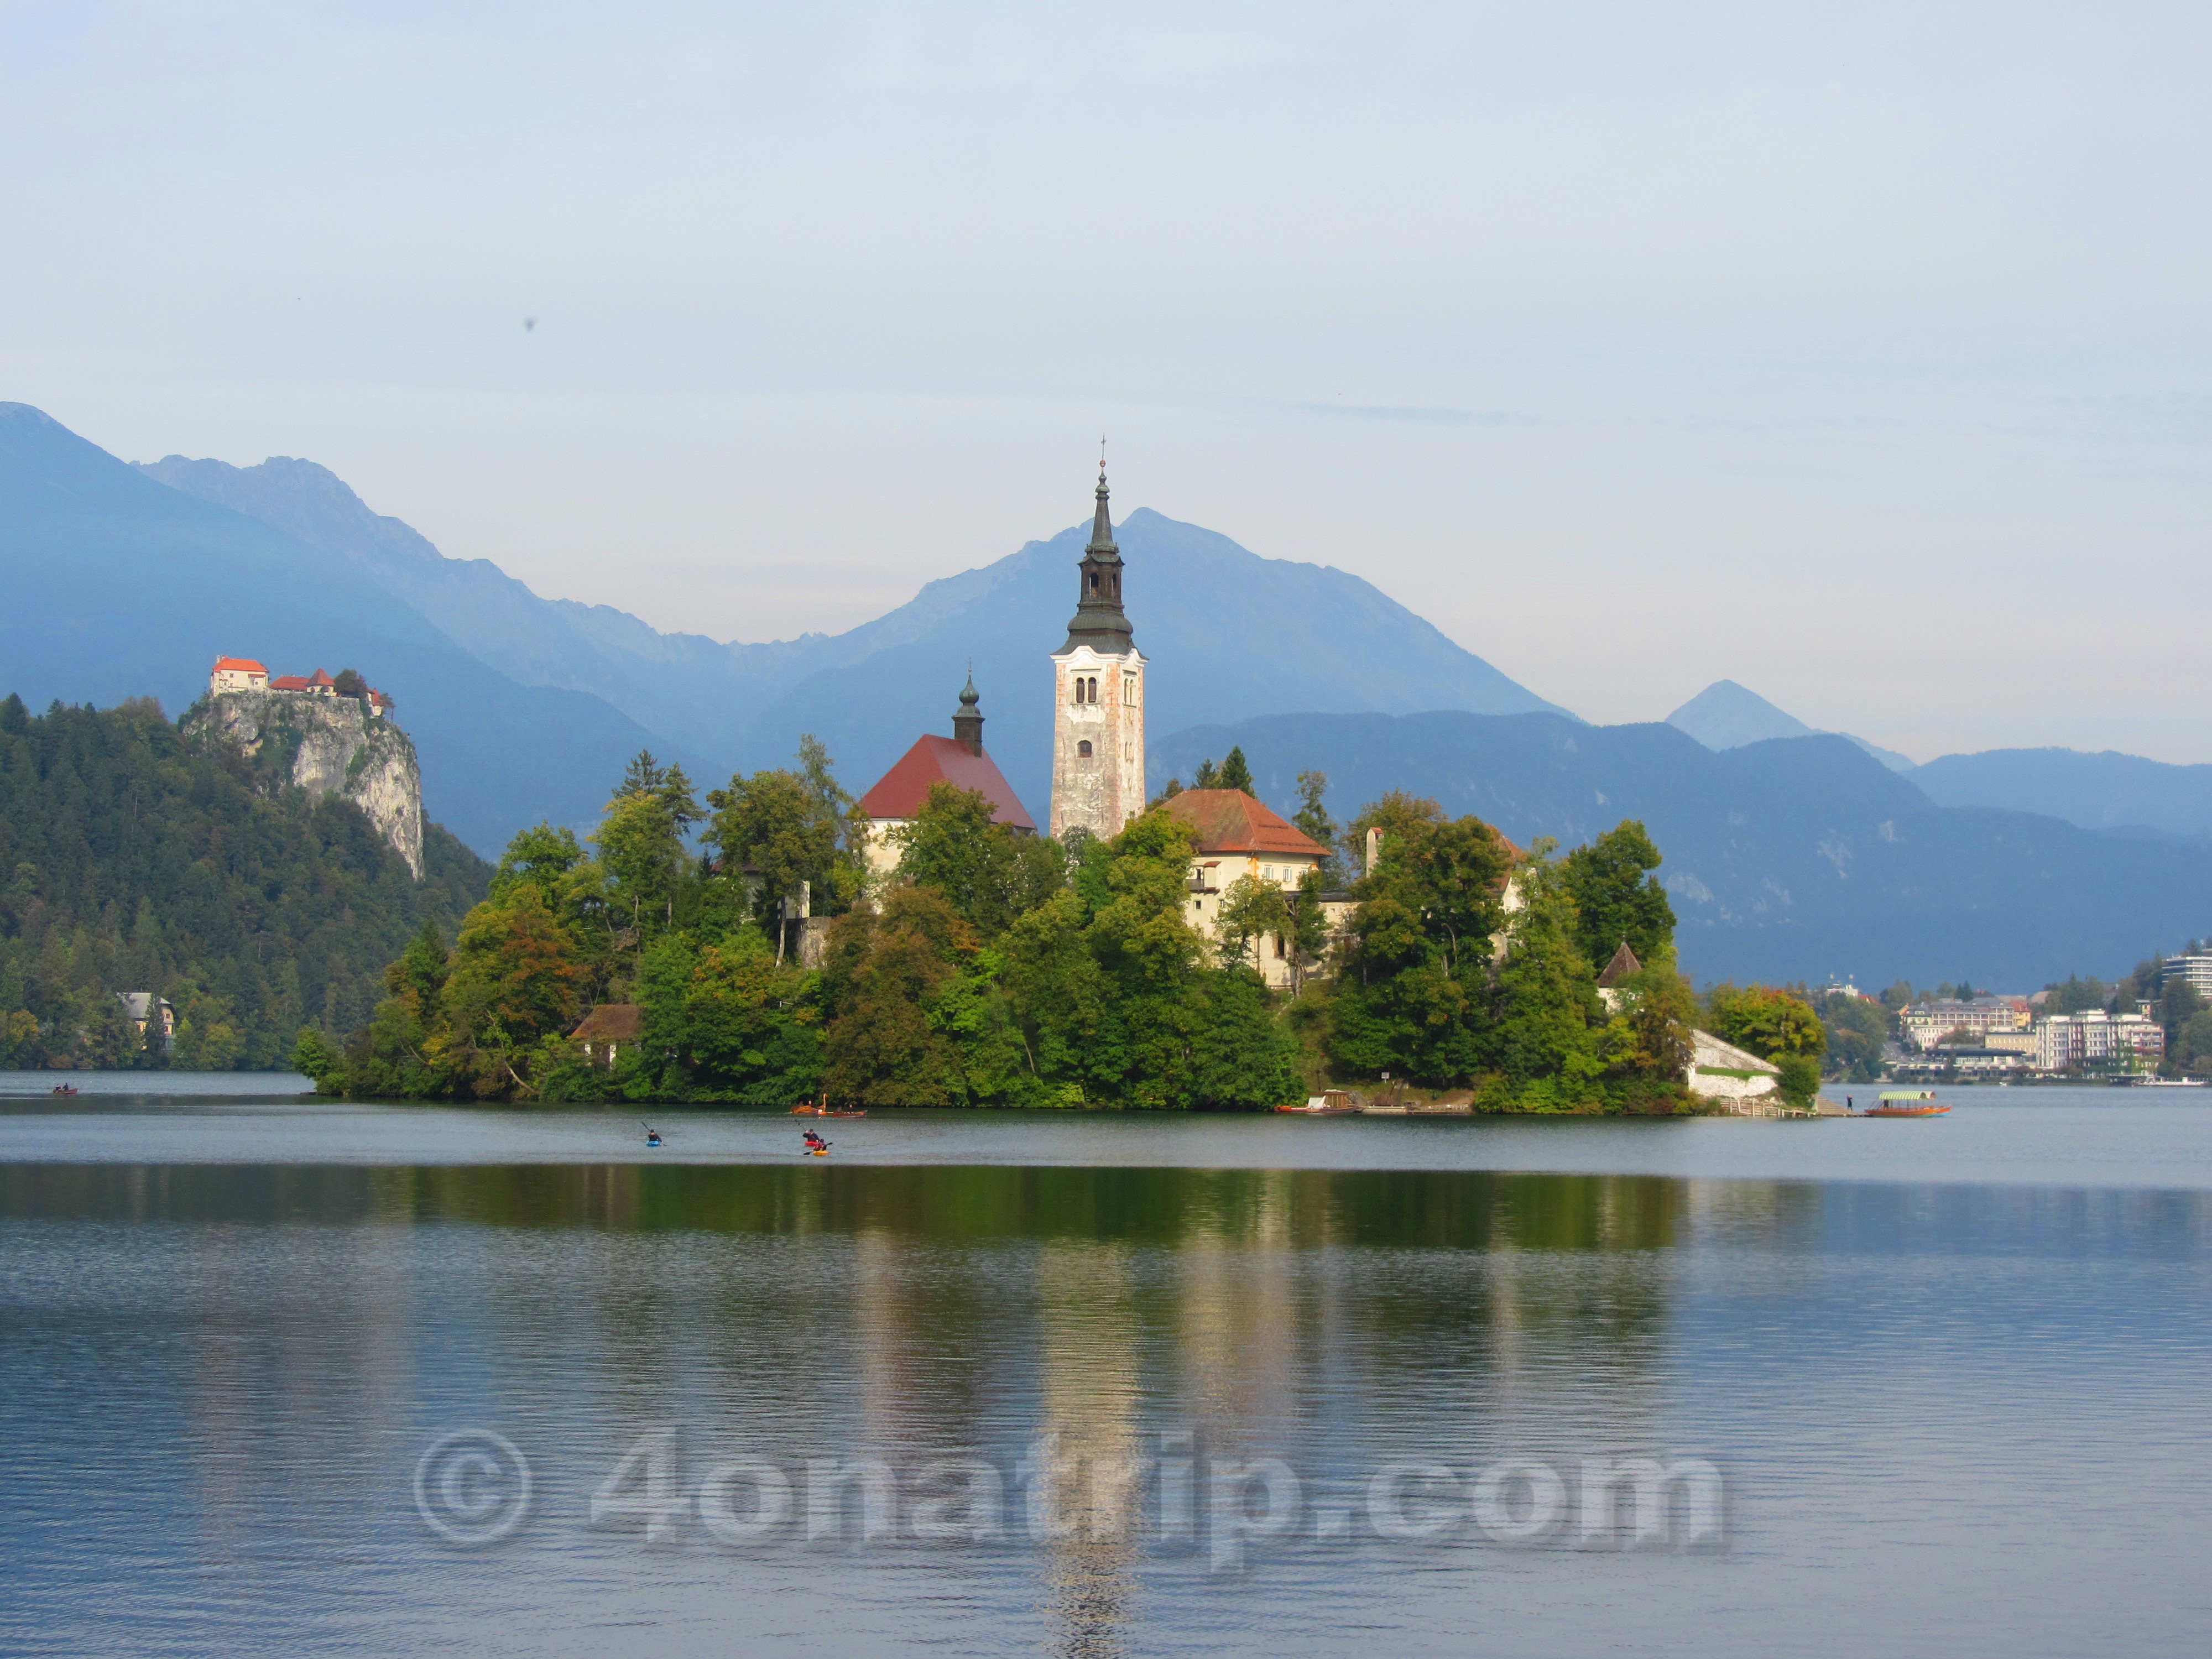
[0,695,487,1069]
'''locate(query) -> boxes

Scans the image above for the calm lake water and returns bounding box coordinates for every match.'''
[3,1078,2208,1657]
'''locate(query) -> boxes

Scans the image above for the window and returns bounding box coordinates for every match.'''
[1088,676,1099,702]
[1077,740,1092,757]
[1123,671,1136,703]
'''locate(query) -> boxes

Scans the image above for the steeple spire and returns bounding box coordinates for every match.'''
[1063,456,1135,652]
[952,667,984,755]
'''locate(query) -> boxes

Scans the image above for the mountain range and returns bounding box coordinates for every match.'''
[8,399,2212,985]
[134,448,1568,825]
[1665,677,2212,844]
[1157,713,2212,988]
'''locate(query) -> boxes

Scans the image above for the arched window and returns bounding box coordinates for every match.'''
[1088,677,1099,702]
[1077,740,1093,757]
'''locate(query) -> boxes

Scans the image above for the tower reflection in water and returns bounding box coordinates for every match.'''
[8,1161,1705,1658]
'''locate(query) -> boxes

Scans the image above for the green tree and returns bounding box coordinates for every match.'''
[1213,874,1294,971]
[1291,770,1343,884]
[1488,857,1605,1101]
[1598,946,1698,1100]
[1708,983,1827,1061]
[437,886,590,1096]
[1818,991,1889,1082]
[707,747,855,950]
[1191,758,1221,789]
[1217,746,1255,794]
[895,782,1068,938]
[1330,795,1512,1084]
[293,1025,345,1092]
[820,886,987,1105]
[2172,1009,2212,1077]
[1559,820,1676,976]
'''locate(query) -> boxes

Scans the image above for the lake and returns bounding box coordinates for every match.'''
[2,1078,2207,1657]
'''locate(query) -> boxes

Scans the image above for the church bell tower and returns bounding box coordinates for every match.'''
[1048,462,1146,841]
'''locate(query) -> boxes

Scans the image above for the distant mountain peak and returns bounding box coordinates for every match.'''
[1667,680,1815,748]
[1668,679,1917,774]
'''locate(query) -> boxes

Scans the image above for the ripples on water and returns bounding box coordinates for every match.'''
[1,1087,2209,1657]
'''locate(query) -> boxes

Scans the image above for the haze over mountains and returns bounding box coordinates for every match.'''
[8,399,2212,985]
[132,437,1570,820]
[1666,677,2212,844]
[1159,714,2212,988]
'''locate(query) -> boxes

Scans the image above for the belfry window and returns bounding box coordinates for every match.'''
[1078,740,1093,758]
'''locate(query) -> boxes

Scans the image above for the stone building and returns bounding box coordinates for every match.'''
[855,676,1036,881]
[1162,789,1332,988]
[208,656,268,695]
[1048,466,1146,841]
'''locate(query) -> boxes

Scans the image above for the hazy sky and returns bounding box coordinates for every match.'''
[8,2,2209,760]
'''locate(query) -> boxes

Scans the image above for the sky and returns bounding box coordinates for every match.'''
[6,1,2210,761]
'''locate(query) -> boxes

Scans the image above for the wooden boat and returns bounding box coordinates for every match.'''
[1858,1090,1950,1118]
[1277,1089,1359,1114]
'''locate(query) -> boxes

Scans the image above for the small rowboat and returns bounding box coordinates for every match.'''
[1858,1090,1949,1118]
[1277,1090,1360,1114]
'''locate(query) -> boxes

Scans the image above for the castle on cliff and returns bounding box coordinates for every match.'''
[199,655,421,878]
[210,657,391,714]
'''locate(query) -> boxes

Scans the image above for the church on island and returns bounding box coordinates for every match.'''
[854,462,1333,987]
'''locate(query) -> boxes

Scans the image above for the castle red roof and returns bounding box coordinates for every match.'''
[858,736,1035,831]
[212,656,266,674]
[268,675,310,691]
[1162,790,1329,858]
[305,669,335,687]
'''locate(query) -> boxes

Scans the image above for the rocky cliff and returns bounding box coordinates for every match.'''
[188,692,425,878]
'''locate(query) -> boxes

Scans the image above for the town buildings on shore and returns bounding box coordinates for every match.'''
[1892,993,2166,1078]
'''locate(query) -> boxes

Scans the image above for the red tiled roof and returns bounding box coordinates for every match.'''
[1597,940,1643,987]
[268,675,310,691]
[857,735,1036,831]
[570,1003,643,1042]
[211,656,266,674]
[305,669,335,687]
[1162,790,1328,858]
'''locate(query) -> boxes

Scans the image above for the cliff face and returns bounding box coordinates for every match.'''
[189,692,425,878]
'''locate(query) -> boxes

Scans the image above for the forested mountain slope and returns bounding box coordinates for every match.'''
[0,697,487,1069]
[1,403,677,855]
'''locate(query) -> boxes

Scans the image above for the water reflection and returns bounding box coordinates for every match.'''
[5,1162,2210,1658]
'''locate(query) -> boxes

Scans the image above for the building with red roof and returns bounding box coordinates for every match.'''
[1161,789,1333,986]
[857,677,1036,879]
[208,656,268,695]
